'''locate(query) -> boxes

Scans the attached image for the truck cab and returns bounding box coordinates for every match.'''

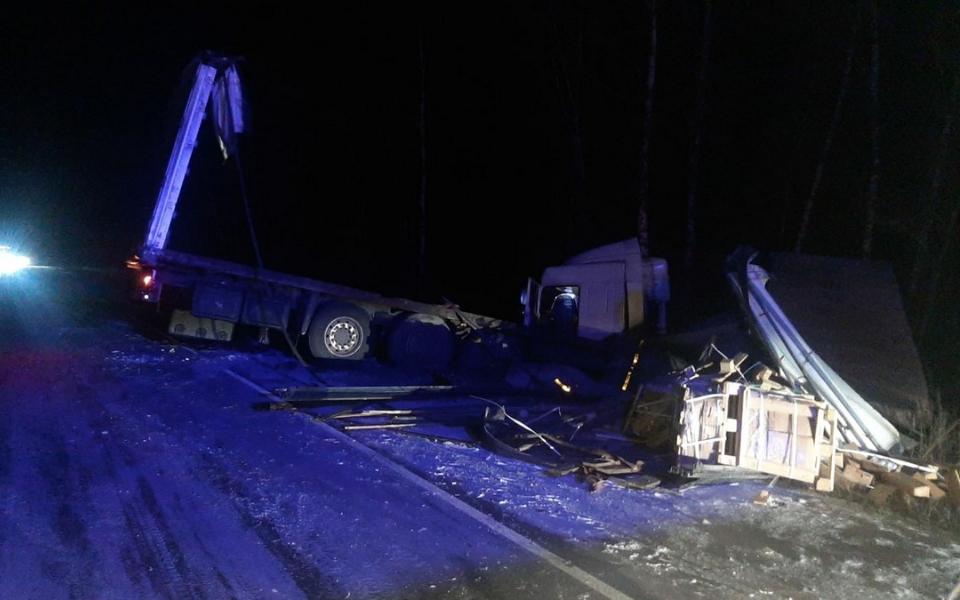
[522,238,669,340]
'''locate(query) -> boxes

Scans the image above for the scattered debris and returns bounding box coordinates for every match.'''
[249,251,959,528]
[343,423,418,431]
[274,384,456,402]
[673,380,838,491]
[482,402,659,492]
[726,249,901,452]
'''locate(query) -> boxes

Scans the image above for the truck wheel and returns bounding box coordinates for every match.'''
[387,314,455,372]
[308,303,371,360]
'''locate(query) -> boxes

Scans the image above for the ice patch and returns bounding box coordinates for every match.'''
[603,540,643,554]
[645,546,670,561]
[875,537,895,547]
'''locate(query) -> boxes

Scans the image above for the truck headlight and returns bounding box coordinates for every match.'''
[0,248,31,275]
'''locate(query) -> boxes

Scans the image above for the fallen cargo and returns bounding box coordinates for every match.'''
[726,249,902,453]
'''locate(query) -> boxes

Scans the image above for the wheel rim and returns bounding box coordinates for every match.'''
[324,316,362,356]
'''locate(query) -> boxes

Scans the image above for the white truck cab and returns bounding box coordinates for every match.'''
[522,238,669,340]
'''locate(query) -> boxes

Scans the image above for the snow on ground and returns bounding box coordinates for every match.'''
[0,271,958,599]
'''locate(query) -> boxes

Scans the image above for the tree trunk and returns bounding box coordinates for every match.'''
[637,0,657,258]
[795,5,861,253]
[909,73,959,299]
[921,203,960,336]
[417,33,428,290]
[685,0,713,270]
[549,9,586,252]
[862,0,880,258]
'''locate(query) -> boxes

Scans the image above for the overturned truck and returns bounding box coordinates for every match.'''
[129,55,670,369]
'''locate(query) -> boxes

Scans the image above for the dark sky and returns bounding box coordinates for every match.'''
[1,3,957,341]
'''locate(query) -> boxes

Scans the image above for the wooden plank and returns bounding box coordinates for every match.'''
[812,405,826,484]
[925,480,946,501]
[827,409,838,487]
[819,461,832,480]
[816,412,836,493]
[879,471,930,498]
[720,352,749,374]
[750,459,817,484]
[839,463,875,487]
[943,468,960,508]
[849,456,889,475]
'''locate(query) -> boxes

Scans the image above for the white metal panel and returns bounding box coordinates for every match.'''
[729,261,901,452]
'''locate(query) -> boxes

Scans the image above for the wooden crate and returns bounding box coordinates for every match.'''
[676,382,742,470]
[676,384,838,491]
[737,387,837,489]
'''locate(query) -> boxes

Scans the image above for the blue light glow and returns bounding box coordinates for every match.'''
[0,246,31,275]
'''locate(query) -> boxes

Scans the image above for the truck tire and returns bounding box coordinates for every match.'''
[308,302,371,360]
[387,314,455,372]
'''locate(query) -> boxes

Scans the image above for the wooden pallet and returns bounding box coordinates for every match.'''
[676,384,838,491]
[676,382,742,469]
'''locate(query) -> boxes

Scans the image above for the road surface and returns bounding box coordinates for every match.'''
[0,271,957,599]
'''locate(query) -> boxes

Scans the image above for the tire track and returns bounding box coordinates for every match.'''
[196,450,339,599]
[35,431,97,599]
[71,366,212,600]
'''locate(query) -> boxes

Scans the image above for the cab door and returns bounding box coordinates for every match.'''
[540,262,626,341]
[521,277,542,327]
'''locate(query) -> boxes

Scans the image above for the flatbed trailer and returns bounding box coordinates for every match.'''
[130,55,502,366]
[132,245,501,363]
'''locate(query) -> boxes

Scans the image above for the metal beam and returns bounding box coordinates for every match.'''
[144,63,218,251]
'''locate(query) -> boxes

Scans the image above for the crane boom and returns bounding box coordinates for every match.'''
[143,62,219,254]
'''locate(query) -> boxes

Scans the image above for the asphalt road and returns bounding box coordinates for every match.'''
[0,271,957,599]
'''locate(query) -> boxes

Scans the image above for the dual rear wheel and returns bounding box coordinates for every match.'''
[307,303,370,359]
[306,304,454,372]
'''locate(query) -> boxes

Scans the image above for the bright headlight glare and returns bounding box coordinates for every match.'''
[0,250,31,275]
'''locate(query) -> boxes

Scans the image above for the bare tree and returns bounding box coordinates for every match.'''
[921,201,960,336]
[637,0,657,258]
[685,0,713,270]
[417,33,428,290]
[795,6,861,253]
[549,6,586,251]
[862,0,880,258]
[909,74,958,299]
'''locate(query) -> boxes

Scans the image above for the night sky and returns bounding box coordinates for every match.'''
[2,3,958,395]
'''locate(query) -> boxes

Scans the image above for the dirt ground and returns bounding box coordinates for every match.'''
[0,271,957,599]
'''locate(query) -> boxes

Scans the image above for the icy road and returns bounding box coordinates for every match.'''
[0,272,957,599]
